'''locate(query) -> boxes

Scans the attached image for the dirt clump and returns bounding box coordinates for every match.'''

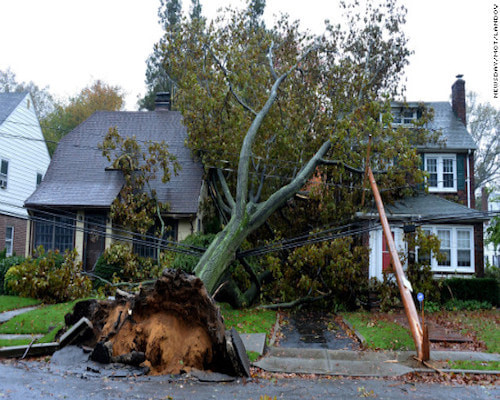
[64,269,237,375]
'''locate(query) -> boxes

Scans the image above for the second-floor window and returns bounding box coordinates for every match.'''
[424,154,457,192]
[0,159,8,189]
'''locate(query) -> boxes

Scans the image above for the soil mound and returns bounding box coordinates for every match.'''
[64,269,232,375]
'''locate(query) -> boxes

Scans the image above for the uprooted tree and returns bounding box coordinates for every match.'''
[153,0,434,306]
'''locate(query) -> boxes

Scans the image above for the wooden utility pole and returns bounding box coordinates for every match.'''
[366,166,429,361]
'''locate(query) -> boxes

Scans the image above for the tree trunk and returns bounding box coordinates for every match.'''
[193,214,252,294]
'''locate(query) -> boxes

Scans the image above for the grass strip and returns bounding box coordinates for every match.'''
[448,360,500,371]
[343,312,415,351]
[0,296,41,313]
[219,302,277,338]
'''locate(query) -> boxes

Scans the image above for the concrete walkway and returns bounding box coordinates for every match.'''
[254,346,500,376]
[0,306,39,324]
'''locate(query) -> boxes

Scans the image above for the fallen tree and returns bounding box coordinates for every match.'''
[63,269,248,376]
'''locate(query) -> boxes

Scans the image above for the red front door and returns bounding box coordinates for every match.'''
[382,231,395,273]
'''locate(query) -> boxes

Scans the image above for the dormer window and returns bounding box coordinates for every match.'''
[392,108,418,125]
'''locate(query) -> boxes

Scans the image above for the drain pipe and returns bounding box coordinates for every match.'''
[467,150,471,208]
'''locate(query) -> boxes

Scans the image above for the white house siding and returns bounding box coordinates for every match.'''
[0,93,50,255]
[485,193,500,267]
[0,93,50,218]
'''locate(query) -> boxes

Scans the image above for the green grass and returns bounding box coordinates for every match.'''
[0,296,41,312]
[343,312,415,351]
[0,300,80,335]
[448,360,500,371]
[452,311,499,353]
[219,303,277,337]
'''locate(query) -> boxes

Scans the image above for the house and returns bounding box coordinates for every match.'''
[362,76,488,280]
[0,92,51,257]
[482,190,500,267]
[25,93,205,270]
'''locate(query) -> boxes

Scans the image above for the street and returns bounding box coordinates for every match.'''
[0,361,498,399]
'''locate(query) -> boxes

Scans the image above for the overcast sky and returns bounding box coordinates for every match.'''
[0,0,498,110]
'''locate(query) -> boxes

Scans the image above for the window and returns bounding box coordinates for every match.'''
[0,159,8,189]
[424,154,457,192]
[34,215,74,252]
[5,226,13,257]
[392,108,418,125]
[133,219,178,259]
[36,173,43,186]
[437,229,451,267]
[417,226,474,272]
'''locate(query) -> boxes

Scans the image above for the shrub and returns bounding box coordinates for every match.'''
[171,233,216,272]
[4,247,91,303]
[442,299,492,311]
[93,243,164,291]
[0,248,6,260]
[441,277,499,306]
[0,256,26,295]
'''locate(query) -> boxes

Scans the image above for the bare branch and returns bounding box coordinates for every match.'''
[205,44,258,116]
[267,41,278,81]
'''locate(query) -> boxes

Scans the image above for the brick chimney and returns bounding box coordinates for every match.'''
[155,92,171,111]
[481,186,489,212]
[451,75,466,125]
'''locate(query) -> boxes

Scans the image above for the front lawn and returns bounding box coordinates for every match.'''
[342,310,499,353]
[343,312,415,350]
[0,295,41,313]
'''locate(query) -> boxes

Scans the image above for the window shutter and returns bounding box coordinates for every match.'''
[457,153,465,190]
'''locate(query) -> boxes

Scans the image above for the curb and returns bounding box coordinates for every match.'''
[341,317,366,346]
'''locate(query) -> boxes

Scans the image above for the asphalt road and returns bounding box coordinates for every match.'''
[0,361,498,400]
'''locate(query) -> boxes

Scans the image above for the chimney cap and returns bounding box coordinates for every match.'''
[155,92,171,111]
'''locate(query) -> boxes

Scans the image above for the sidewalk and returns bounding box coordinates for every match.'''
[253,346,500,377]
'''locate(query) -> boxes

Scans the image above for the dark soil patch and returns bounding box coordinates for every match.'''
[278,309,361,350]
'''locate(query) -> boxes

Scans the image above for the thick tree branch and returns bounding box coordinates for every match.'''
[216,168,235,210]
[248,139,332,228]
[235,45,319,219]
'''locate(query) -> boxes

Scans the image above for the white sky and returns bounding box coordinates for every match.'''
[0,0,498,110]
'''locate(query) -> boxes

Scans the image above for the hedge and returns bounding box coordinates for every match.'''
[0,256,26,295]
[441,278,499,306]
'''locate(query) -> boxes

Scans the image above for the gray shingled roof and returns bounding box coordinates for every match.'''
[384,194,488,223]
[0,92,27,124]
[25,110,204,214]
[391,101,477,151]
[421,102,477,151]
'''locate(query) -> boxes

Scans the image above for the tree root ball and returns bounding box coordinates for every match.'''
[64,269,230,375]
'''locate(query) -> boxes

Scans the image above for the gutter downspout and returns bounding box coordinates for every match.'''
[467,150,471,208]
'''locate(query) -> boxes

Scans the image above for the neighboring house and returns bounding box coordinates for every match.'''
[483,191,500,267]
[0,92,51,257]
[25,93,205,270]
[361,76,488,280]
